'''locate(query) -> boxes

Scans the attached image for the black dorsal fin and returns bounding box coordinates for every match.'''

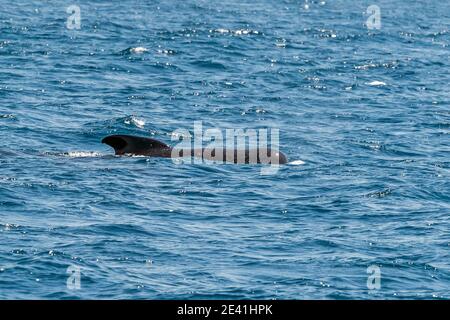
[102,135,170,156]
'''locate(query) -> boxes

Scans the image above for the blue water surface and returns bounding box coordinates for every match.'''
[0,0,449,299]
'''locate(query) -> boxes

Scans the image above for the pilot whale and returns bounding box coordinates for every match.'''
[102,134,288,164]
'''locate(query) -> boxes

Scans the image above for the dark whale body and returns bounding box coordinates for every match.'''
[102,135,288,164]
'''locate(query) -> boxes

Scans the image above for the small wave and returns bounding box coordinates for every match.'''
[276,39,287,48]
[210,28,260,36]
[121,47,149,55]
[0,114,16,120]
[355,61,398,70]
[365,188,393,198]
[353,139,384,151]
[2,223,20,231]
[0,149,16,157]
[124,116,145,128]
[191,60,227,70]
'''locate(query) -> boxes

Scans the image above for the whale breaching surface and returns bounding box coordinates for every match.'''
[102,135,288,164]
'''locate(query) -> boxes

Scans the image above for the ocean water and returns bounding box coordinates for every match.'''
[0,0,449,299]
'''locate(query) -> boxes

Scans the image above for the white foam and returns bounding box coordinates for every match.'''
[366,80,386,86]
[130,47,148,54]
[124,116,145,128]
[215,28,230,34]
[289,160,305,165]
[65,152,103,158]
[125,154,146,158]
[276,40,287,48]
[234,29,252,35]
[211,28,259,36]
